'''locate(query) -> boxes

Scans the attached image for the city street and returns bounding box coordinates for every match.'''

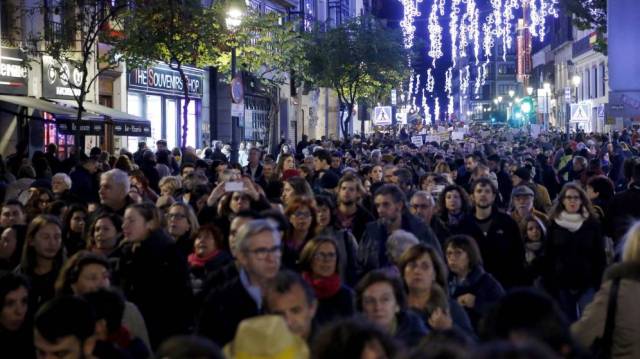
[1,1,640,359]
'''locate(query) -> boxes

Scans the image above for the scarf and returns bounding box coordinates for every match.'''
[303,272,341,299]
[554,211,586,233]
[188,249,221,268]
[447,211,465,226]
[107,326,132,349]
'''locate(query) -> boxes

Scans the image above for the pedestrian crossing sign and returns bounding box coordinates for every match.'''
[571,103,590,122]
[374,106,392,126]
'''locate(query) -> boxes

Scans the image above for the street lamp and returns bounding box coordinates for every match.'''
[566,75,581,134]
[226,0,245,164]
[543,82,551,130]
[572,75,582,88]
[526,86,534,96]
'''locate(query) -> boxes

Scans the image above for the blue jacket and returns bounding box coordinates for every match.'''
[357,212,443,278]
[394,309,429,348]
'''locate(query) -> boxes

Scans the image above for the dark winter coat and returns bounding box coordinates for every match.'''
[456,211,527,288]
[314,285,356,326]
[140,160,160,193]
[117,229,193,349]
[242,163,264,182]
[607,183,640,243]
[448,266,505,329]
[394,309,429,348]
[411,297,475,337]
[543,217,606,293]
[69,165,99,204]
[197,274,262,346]
[358,212,443,277]
[337,204,376,243]
[189,250,233,297]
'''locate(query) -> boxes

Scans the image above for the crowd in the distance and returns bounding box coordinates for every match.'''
[1,126,640,359]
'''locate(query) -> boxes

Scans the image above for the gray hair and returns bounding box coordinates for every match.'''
[411,191,435,206]
[52,173,72,189]
[101,169,130,193]
[236,219,282,253]
[386,229,419,265]
[573,156,588,167]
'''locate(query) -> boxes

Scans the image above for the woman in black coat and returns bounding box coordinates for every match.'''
[435,185,473,234]
[356,270,428,348]
[299,237,355,326]
[445,235,505,330]
[187,224,232,298]
[165,202,200,261]
[0,273,34,359]
[117,202,193,349]
[399,243,474,336]
[543,183,606,322]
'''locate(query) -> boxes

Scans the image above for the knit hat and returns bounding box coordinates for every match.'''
[223,315,309,359]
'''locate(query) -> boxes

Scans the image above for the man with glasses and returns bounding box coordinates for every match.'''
[410,191,449,247]
[198,219,282,346]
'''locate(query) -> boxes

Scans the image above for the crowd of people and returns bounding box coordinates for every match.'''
[1,126,640,359]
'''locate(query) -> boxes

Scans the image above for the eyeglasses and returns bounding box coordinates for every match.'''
[313,252,337,261]
[166,213,187,220]
[246,245,282,259]
[292,211,311,218]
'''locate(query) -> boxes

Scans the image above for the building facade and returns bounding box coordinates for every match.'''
[532,9,609,133]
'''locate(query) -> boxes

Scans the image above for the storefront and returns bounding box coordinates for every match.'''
[127,64,204,151]
[41,55,151,155]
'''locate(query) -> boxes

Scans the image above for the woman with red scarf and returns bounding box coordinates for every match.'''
[299,237,355,326]
[187,224,232,297]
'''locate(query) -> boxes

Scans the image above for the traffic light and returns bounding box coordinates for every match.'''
[520,96,535,115]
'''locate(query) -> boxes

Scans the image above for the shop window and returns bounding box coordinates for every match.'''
[166,99,177,150]
[146,95,162,149]
[127,93,143,152]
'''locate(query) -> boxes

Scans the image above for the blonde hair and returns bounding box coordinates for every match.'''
[622,221,640,262]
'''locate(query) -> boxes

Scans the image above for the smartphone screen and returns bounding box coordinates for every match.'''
[224,181,244,192]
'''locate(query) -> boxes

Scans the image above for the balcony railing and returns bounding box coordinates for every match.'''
[45,20,73,48]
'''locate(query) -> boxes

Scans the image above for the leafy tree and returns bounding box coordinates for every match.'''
[212,8,307,152]
[24,1,127,143]
[303,16,409,138]
[116,0,225,148]
[561,0,607,53]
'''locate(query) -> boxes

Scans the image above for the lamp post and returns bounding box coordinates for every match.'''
[567,75,581,135]
[226,1,244,164]
[543,82,551,130]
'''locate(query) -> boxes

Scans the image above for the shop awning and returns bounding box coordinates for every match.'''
[54,100,152,137]
[55,100,144,121]
[0,95,80,118]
